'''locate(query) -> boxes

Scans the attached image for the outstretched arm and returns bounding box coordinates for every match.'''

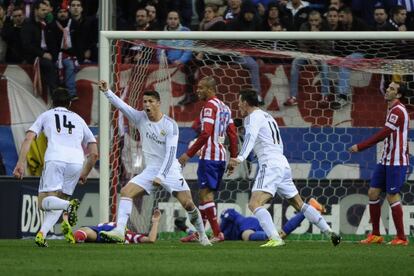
[13,131,37,179]
[349,126,393,152]
[133,209,161,243]
[98,80,145,125]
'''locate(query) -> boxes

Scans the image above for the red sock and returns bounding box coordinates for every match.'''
[390,201,406,240]
[200,201,221,237]
[199,206,208,227]
[74,230,87,243]
[369,199,381,236]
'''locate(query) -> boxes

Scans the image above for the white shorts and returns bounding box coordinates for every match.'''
[39,161,82,195]
[252,160,298,199]
[130,166,190,195]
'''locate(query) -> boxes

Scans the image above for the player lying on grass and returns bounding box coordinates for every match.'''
[62,209,161,244]
[175,198,325,241]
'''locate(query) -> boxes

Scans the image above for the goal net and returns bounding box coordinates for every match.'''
[99,31,414,240]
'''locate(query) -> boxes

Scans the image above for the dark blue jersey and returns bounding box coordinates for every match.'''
[220,209,263,240]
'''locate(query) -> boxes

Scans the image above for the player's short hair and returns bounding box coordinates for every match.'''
[239,88,259,107]
[201,76,217,91]
[143,90,161,101]
[397,82,408,99]
[52,87,72,107]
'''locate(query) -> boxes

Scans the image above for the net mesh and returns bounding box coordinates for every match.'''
[108,37,414,237]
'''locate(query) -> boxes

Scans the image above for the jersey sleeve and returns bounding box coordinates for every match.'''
[237,114,259,162]
[103,89,145,126]
[186,102,217,157]
[28,112,45,136]
[385,108,403,131]
[156,120,179,182]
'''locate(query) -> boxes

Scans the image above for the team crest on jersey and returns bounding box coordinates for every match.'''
[160,130,166,136]
[204,108,213,117]
[389,114,398,124]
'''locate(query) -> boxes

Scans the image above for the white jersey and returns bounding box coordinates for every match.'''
[104,90,181,181]
[29,107,96,164]
[237,109,284,164]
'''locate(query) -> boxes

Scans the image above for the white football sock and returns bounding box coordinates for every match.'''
[254,207,281,240]
[187,208,206,237]
[41,196,70,211]
[301,203,332,233]
[115,197,132,234]
[40,210,63,237]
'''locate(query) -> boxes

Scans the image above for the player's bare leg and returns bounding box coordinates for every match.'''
[100,183,145,243]
[176,191,211,246]
[287,194,341,246]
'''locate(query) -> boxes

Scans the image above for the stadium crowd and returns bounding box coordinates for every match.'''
[0,0,411,102]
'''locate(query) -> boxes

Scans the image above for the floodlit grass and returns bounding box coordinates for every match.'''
[0,239,413,275]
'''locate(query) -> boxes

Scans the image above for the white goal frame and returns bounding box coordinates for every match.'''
[98,31,414,222]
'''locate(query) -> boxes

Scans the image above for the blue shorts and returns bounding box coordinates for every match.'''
[89,223,116,242]
[370,164,407,194]
[197,159,226,190]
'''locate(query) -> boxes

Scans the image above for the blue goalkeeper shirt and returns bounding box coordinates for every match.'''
[220,208,263,240]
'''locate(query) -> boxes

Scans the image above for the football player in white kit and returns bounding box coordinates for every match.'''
[97,80,211,246]
[13,88,98,247]
[227,89,341,247]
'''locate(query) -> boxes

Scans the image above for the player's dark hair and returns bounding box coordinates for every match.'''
[143,90,161,101]
[239,88,259,107]
[397,82,408,99]
[52,87,72,107]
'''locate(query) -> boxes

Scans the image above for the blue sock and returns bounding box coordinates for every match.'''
[282,212,305,235]
[248,231,268,241]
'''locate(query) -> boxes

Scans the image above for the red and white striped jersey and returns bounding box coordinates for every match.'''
[358,100,409,166]
[187,96,238,161]
[382,101,409,166]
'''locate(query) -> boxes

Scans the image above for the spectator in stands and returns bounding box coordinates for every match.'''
[145,3,163,30]
[398,0,414,30]
[168,0,193,28]
[0,4,6,63]
[226,0,264,104]
[284,10,331,107]
[224,0,242,22]
[134,8,151,31]
[43,0,55,24]
[373,5,389,31]
[54,4,81,100]
[158,11,196,106]
[329,0,344,10]
[69,0,98,63]
[383,5,407,31]
[199,4,226,31]
[352,0,395,28]
[2,6,25,63]
[325,6,339,30]
[260,2,290,31]
[284,0,311,30]
[21,0,58,96]
[330,6,370,110]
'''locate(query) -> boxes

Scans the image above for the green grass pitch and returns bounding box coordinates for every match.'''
[0,239,413,276]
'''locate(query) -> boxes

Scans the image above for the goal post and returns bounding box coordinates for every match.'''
[98,31,414,238]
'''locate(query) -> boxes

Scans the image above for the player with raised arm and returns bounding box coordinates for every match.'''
[349,82,409,246]
[13,88,98,247]
[69,209,162,244]
[227,89,341,247]
[97,80,211,246]
[178,76,238,243]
